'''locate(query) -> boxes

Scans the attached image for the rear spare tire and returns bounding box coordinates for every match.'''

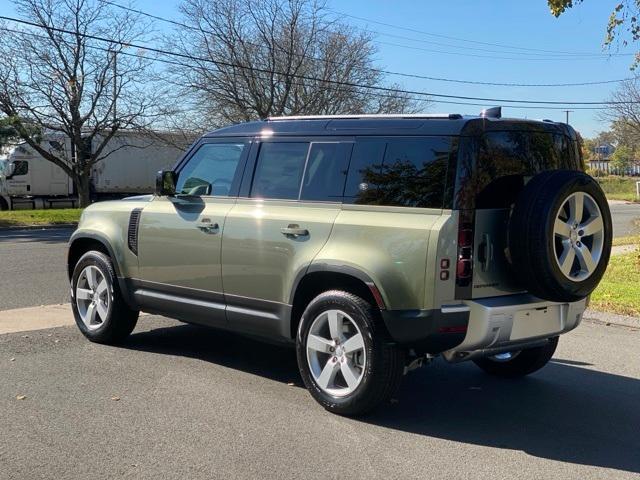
[508,170,612,302]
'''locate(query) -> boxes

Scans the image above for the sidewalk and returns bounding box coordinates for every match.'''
[583,309,640,329]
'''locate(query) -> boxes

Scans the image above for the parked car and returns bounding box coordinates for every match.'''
[67,110,613,415]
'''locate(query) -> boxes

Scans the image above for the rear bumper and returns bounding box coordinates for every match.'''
[381,294,586,358]
[442,294,586,362]
[381,307,470,354]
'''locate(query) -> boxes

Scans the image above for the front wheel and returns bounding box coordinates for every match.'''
[71,250,139,344]
[472,337,559,378]
[296,290,405,416]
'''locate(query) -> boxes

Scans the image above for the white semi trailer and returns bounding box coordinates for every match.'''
[0,132,186,210]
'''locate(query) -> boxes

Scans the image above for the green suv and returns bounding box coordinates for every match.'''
[67,111,612,415]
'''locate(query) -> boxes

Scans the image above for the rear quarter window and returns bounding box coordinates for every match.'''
[344,137,451,209]
[456,130,581,209]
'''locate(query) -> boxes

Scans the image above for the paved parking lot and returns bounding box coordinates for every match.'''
[0,203,639,479]
[1,316,638,479]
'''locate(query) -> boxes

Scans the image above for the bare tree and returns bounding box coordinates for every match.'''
[601,79,640,138]
[0,0,164,206]
[171,0,426,127]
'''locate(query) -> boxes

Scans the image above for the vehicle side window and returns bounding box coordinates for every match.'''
[470,131,577,209]
[176,142,247,196]
[344,137,451,209]
[12,160,29,176]
[251,142,309,200]
[300,143,348,202]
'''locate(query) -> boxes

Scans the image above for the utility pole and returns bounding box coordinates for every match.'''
[112,49,117,124]
[564,110,573,125]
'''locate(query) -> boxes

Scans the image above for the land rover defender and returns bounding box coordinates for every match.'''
[67,110,612,415]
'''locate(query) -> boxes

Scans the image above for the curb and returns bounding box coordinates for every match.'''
[0,223,77,232]
[584,309,640,329]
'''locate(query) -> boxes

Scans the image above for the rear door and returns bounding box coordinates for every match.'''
[456,127,582,299]
[221,138,352,338]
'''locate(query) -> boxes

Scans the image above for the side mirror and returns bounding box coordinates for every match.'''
[156,170,177,196]
[5,162,16,179]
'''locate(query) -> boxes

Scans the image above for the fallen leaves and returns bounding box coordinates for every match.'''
[16,395,27,400]
[111,396,120,401]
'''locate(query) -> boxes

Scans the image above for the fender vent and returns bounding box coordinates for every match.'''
[127,208,143,255]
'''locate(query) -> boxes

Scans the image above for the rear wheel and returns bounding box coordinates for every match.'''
[71,250,139,344]
[296,290,404,416]
[473,337,559,378]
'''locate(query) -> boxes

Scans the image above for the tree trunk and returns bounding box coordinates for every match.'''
[76,173,92,208]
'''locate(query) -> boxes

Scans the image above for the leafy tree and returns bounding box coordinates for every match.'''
[0,116,17,151]
[610,144,634,173]
[581,136,596,162]
[0,116,40,152]
[548,1,640,67]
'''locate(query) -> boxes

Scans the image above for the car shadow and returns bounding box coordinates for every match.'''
[121,322,640,474]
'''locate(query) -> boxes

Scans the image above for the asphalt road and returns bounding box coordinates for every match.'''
[610,201,640,237]
[1,201,638,311]
[0,228,72,311]
[0,317,638,479]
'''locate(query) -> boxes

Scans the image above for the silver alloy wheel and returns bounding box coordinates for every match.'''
[75,265,111,331]
[306,309,366,397]
[553,192,604,282]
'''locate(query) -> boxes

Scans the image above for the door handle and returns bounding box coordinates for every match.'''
[281,224,309,237]
[197,220,219,234]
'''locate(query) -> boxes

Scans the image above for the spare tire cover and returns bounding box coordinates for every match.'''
[508,170,612,302]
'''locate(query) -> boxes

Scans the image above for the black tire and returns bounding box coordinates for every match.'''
[508,170,612,302]
[70,250,139,344]
[473,337,559,378]
[296,290,405,416]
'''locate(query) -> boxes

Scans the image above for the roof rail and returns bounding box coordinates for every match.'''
[266,113,462,121]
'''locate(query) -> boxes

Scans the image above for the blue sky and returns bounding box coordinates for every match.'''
[1,0,636,137]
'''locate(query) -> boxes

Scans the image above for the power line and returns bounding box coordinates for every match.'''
[98,0,622,60]
[375,39,624,62]
[96,0,635,86]
[0,15,630,107]
[371,30,632,58]
[0,25,608,112]
[329,9,632,57]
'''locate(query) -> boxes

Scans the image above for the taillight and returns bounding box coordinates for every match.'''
[456,213,474,290]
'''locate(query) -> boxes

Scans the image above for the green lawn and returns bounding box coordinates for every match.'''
[0,208,82,227]
[591,251,640,317]
[596,176,639,202]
